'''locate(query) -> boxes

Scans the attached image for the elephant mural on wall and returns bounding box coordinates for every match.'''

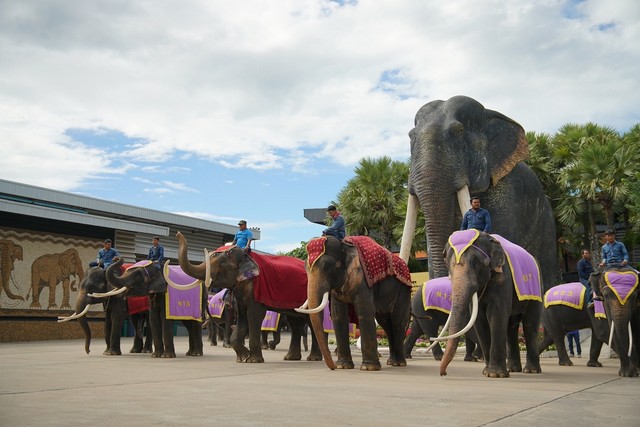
[57,266,128,355]
[538,283,610,367]
[296,235,412,371]
[399,95,557,294]
[404,277,482,362]
[436,230,542,378]
[176,231,323,364]
[590,269,640,377]
[0,238,24,303]
[29,248,84,309]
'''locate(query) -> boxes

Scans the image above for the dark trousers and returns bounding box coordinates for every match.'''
[567,331,581,355]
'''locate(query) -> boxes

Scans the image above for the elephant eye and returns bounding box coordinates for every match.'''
[448,122,464,138]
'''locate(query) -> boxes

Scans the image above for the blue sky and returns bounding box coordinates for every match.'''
[1,0,639,253]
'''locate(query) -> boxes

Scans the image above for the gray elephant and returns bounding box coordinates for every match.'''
[30,248,84,309]
[399,95,557,294]
[404,277,482,361]
[206,289,235,348]
[436,230,542,378]
[176,231,323,364]
[538,282,609,367]
[296,235,412,371]
[590,268,640,377]
[0,238,24,303]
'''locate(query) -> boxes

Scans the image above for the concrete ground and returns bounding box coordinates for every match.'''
[1,333,638,427]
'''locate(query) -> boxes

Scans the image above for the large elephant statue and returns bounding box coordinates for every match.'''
[57,266,128,355]
[538,282,609,367]
[436,230,542,378]
[0,238,24,302]
[101,259,207,358]
[404,277,482,361]
[296,235,412,371]
[589,268,640,377]
[399,95,557,293]
[30,248,84,309]
[176,231,323,364]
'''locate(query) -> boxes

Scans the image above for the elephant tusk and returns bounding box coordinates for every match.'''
[456,185,471,219]
[205,248,211,289]
[430,292,478,342]
[424,311,453,353]
[628,322,633,357]
[57,305,91,322]
[608,321,615,350]
[89,286,128,298]
[399,194,418,263]
[298,299,309,310]
[294,292,329,314]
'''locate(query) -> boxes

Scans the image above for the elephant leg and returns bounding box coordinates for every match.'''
[587,331,604,367]
[332,299,355,369]
[376,313,407,367]
[422,316,445,361]
[104,301,126,356]
[208,320,217,346]
[270,329,281,350]
[520,306,542,374]
[184,320,203,357]
[506,315,523,372]
[149,298,165,358]
[130,314,144,353]
[403,317,423,359]
[283,316,303,361]
[464,335,477,362]
[260,330,269,349]
[245,306,266,363]
[484,308,509,378]
[151,295,175,358]
[142,314,153,353]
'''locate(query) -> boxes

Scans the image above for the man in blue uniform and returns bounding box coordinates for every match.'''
[460,197,492,233]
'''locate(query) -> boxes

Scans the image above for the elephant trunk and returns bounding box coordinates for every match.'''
[439,276,475,376]
[306,274,336,370]
[75,292,92,354]
[176,232,207,280]
[105,259,135,288]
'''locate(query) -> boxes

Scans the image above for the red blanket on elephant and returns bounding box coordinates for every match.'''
[249,252,308,310]
[343,236,412,288]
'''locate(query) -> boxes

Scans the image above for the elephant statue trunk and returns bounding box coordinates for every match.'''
[176,232,207,280]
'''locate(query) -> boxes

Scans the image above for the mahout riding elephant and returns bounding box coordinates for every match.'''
[176,231,323,363]
[57,266,129,355]
[538,282,610,367]
[590,268,640,377]
[296,235,412,371]
[404,277,482,362]
[436,230,542,378]
[30,248,84,309]
[0,238,24,303]
[100,259,207,358]
[399,95,557,294]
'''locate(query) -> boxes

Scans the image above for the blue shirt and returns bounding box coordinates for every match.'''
[577,258,593,281]
[601,241,629,265]
[147,245,164,264]
[97,247,120,269]
[233,229,253,249]
[324,214,346,240]
[461,208,492,233]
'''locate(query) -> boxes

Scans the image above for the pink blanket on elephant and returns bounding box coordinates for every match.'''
[604,270,639,305]
[249,252,308,310]
[544,283,586,309]
[422,276,452,314]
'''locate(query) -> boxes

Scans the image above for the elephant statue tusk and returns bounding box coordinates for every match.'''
[294,292,329,314]
[456,185,471,218]
[430,292,478,341]
[89,286,128,298]
[57,304,91,322]
[399,194,418,263]
[423,311,453,353]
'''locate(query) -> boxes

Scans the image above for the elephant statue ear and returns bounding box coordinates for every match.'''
[488,236,505,273]
[237,254,260,282]
[485,109,529,185]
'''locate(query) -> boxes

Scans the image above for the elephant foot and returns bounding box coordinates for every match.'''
[405,353,412,359]
[162,352,177,358]
[386,357,407,367]
[507,362,522,372]
[245,355,265,363]
[433,354,443,361]
[151,351,164,358]
[522,363,542,374]
[483,366,510,378]
[360,361,382,371]
[268,341,278,350]
[186,350,203,357]
[619,368,639,377]
[336,359,355,369]
[103,349,122,356]
[306,353,323,362]
[210,342,217,346]
[261,343,268,350]
[283,352,302,361]
[142,348,152,354]
[129,347,143,354]
[558,359,574,366]
[587,360,603,367]
[464,354,479,362]
[223,343,232,348]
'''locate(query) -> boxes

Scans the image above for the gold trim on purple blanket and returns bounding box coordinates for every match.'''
[604,270,639,305]
[448,229,480,263]
[261,311,281,331]
[421,276,453,314]
[491,234,542,302]
[594,300,606,319]
[544,283,586,310]
[125,260,153,271]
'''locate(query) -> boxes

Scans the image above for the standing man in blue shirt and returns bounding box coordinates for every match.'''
[96,239,120,269]
[599,229,629,269]
[322,205,346,240]
[233,220,253,253]
[147,236,164,268]
[460,196,492,233]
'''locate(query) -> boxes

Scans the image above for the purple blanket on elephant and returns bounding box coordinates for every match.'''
[322,305,357,337]
[544,283,586,310]
[261,311,281,331]
[208,289,229,318]
[163,264,203,321]
[604,270,639,305]
[421,276,452,314]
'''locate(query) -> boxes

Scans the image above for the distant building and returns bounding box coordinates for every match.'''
[0,179,260,342]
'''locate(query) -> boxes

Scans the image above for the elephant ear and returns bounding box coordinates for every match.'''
[488,236,506,273]
[237,254,260,282]
[342,242,362,292]
[485,109,529,185]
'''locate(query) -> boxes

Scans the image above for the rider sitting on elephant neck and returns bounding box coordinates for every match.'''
[233,220,253,253]
[599,229,629,270]
[322,205,346,240]
[460,197,492,233]
[90,239,120,269]
[147,236,164,269]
